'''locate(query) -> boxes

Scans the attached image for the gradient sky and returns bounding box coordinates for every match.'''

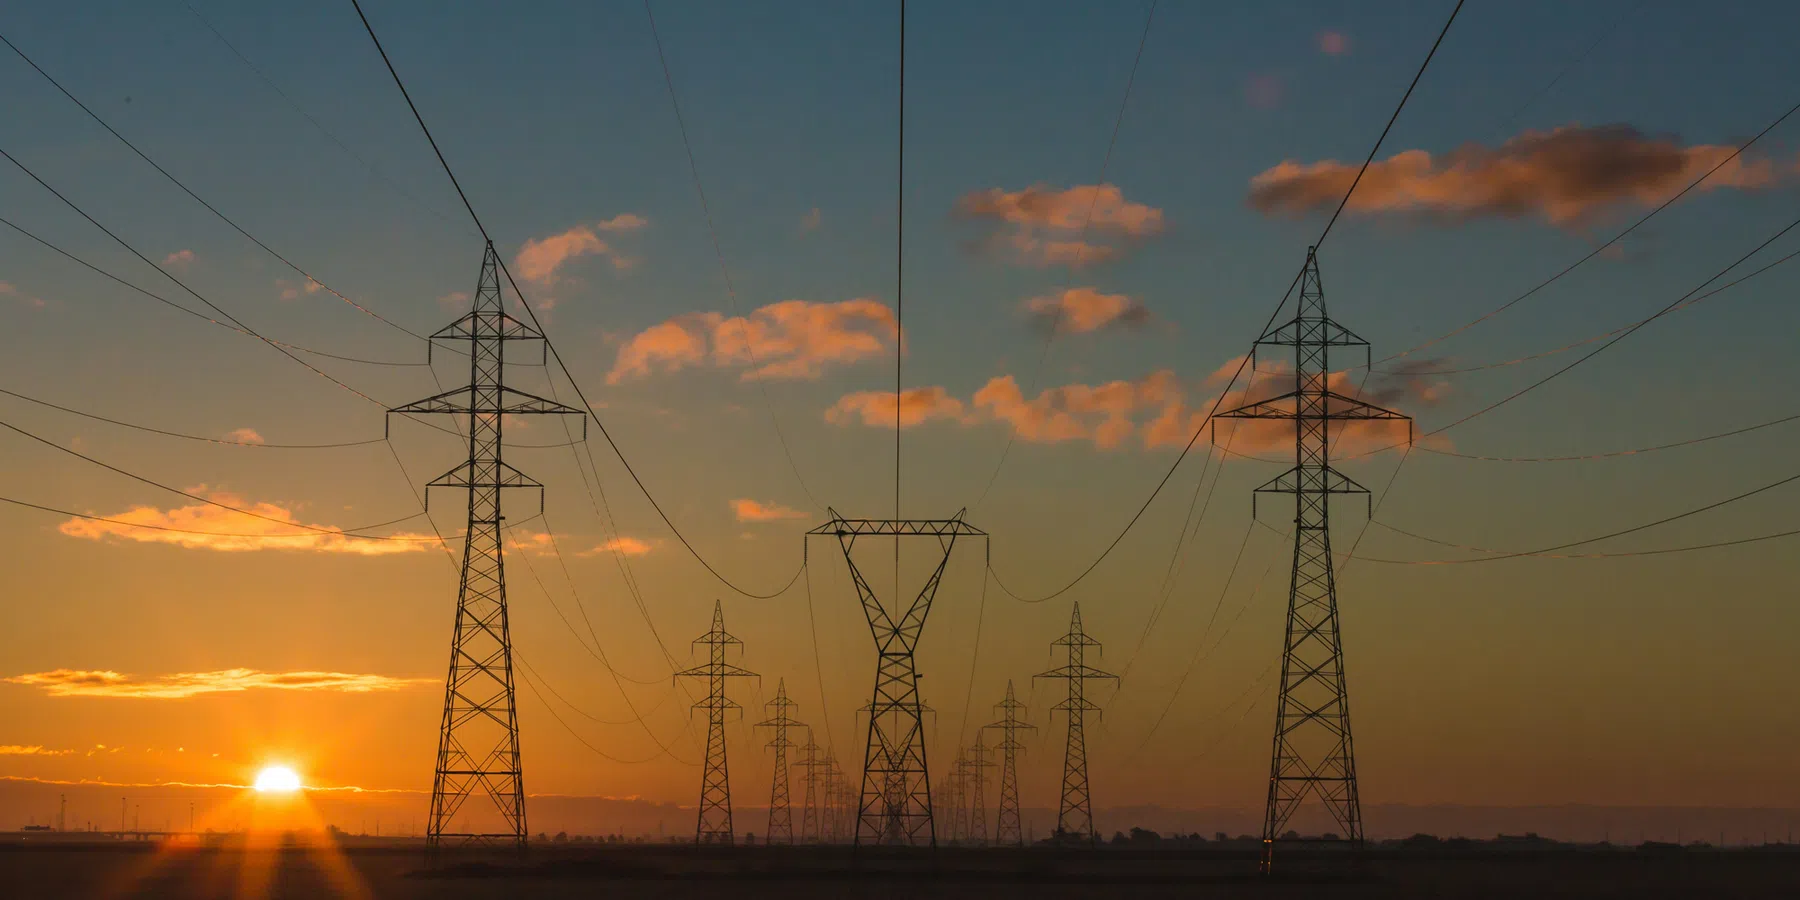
[4,0,1800,831]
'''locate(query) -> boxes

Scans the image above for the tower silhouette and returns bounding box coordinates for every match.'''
[674,600,756,844]
[965,734,994,845]
[1217,246,1410,871]
[794,732,825,843]
[1035,603,1116,844]
[944,749,969,842]
[984,680,1035,847]
[755,679,802,845]
[390,242,584,851]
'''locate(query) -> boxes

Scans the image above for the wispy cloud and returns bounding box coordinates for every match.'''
[732,498,807,523]
[1248,124,1793,228]
[1317,30,1350,55]
[6,668,433,700]
[0,280,45,309]
[224,428,264,445]
[277,278,322,301]
[57,492,435,555]
[1023,287,1149,334]
[579,536,655,557]
[956,183,1164,268]
[824,386,968,428]
[800,207,822,232]
[162,249,195,268]
[516,215,647,284]
[437,291,470,311]
[608,298,897,384]
[0,745,74,756]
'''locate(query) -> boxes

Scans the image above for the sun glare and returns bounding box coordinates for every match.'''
[253,765,302,793]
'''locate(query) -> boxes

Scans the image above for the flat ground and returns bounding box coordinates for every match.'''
[5,839,1798,899]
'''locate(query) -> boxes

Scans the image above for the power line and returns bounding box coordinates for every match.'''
[969,0,1159,510]
[0,387,381,449]
[349,0,801,599]
[987,0,1465,603]
[641,0,823,512]
[1364,520,1800,562]
[0,29,432,345]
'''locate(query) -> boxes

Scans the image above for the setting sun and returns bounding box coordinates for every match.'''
[253,765,302,793]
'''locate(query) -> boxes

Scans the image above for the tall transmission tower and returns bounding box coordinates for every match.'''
[944,749,969,842]
[1217,246,1410,872]
[1034,603,1117,844]
[390,241,584,852]
[808,510,985,846]
[755,679,802,845]
[966,734,994,846]
[794,732,825,843]
[674,600,756,845]
[984,680,1035,847]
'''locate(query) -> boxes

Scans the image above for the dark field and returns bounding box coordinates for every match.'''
[6,839,1799,899]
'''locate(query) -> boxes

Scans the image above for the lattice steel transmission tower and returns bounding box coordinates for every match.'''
[1035,603,1116,844]
[674,600,756,844]
[794,732,825,843]
[807,510,985,846]
[390,241,584,852]
[965,734,994,846]
[1217,246,1410,872]
[755,679,802,845]
[984,680,1035,847]
[944,749,969,842]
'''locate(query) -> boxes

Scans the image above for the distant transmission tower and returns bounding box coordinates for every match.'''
[755,679,802,845]
[674,600,756,844]
[811,510,984,847]
[392,241,584,852]
[944,749,969,842]
[984,680,1035,847]
[824,754,848,843]
[1035,603,1117,844]
[794,732,825,843]
[966,734,994,845]
[1217,246,1410,872]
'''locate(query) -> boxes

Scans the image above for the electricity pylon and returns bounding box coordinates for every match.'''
[794,732,825,843]
[1035,603,1117,845]
[391,241,584,852]
[824,754,847,843]
[944,750,968,842]
[966,734,994,845]
[810,510,984,847]
[755,679,802,845]
[1217,246,1410,872]
[674,600,756,844]
[984,680,1035,846]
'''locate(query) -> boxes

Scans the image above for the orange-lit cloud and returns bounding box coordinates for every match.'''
[437,291,470,311]
[161,249,195,268]
[1023,287,1149,334]
[608,298,898,383]
[1318,30,1350,55]
[56,494,435,555]
[579,536,654,557]
[733,498,807,522]
[505,531,555,555]
[516,215,646,284]
[0,280,45,309]
[973,371,1185,449]
[825,386,967,428]
[6,668,432,700]
[0,745,73,756]
[225,428,264,445]
[957,183,1164,268]
[1249,124,1790,227]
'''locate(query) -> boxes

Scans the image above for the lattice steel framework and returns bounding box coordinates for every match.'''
[755,679,802,845]
[984,680,1035,847]
[808,509,985,847]
[391,242,584,852]
[674,600,756,845]
[794,732,825,843]
[964,734,994,845]
[1035,603,1116,844]
[944,749,968,842]
[1217,246,1410,872]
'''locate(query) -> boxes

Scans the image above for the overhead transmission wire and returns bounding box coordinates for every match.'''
[642,0,823,512]
[968,0,1159,510]
[987,0,1466,604]
[502,520,667,687]
[350,0,801,600]
[0,30,436,349]
[0,386,380,449]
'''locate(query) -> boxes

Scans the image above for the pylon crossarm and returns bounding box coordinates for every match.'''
[387,384,585,418]
[429,308,547,343]
[1256,315,1369,349]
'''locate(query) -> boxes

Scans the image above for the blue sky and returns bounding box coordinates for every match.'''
[3,0,1800,822]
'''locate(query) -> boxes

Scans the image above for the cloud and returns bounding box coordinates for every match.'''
[437,291,470,311]
[505,531,555,555]
[277,278,323,301]
[517,216,646,284]
[1200,362,1444,454]
[0,745,73,756]
[973,371,1185,449]
[56,493,435,555]
[162,249,194,268]
[1023,287,1149,334]
[224,428,264,445]
[1248,124,1791,228]
[1245,74,1282,109]
[825,386,967,429]
[733,498,807,523]
[579,536,654,557]
[6,668,433,700]
[1318,30,1350,55]
[956,183,1164,268]
[608,298,898,383]
[0,280,45,309]
[800,207,822,232]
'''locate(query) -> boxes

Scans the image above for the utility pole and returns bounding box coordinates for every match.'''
[984,680,1035,847]
[966,734,994,846]
[390,241,584,852]
[755,679,802,845]
[808,510,985,846]
[675,600,756,844]
[1035,603,1117,845]
[1217,246,1409,873]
